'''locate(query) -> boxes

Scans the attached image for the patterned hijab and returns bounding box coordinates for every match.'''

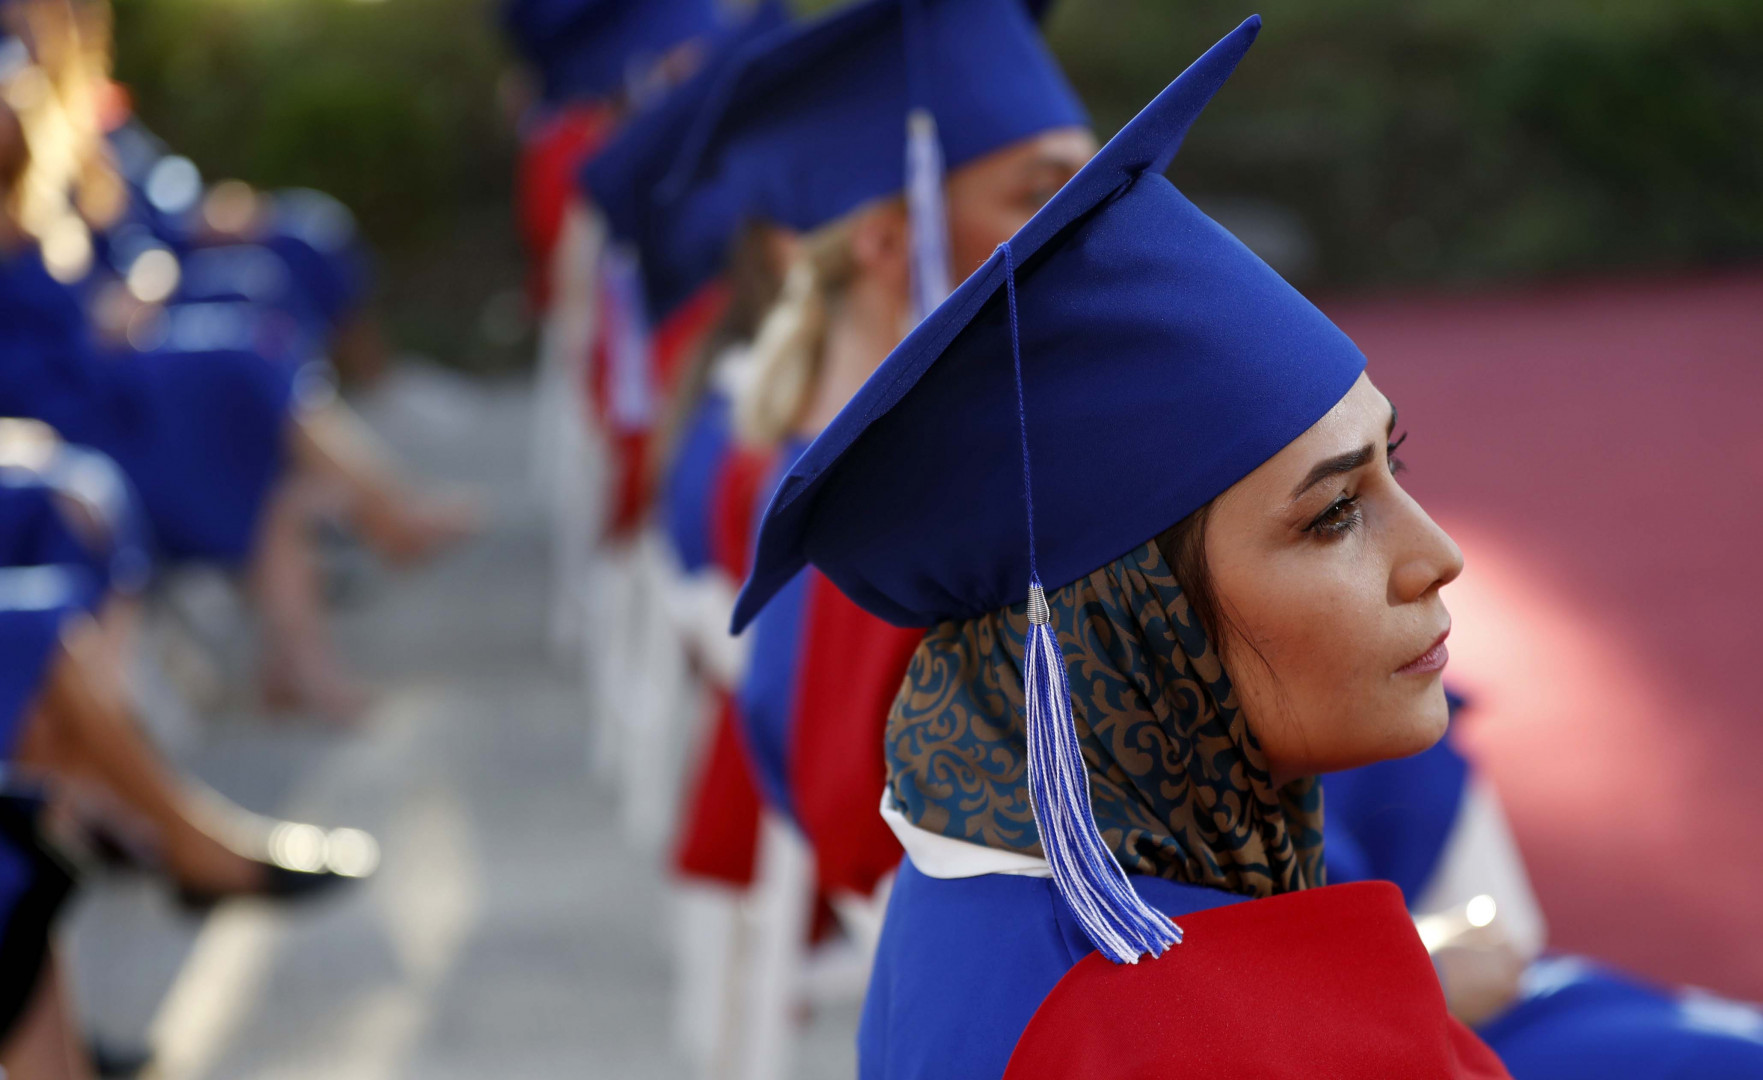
[885,537,1325,899]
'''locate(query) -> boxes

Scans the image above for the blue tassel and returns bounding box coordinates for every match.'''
[905,107,952,321]
[599,242,654,431]
[1003,243,1181,965]
[901,0,951,323]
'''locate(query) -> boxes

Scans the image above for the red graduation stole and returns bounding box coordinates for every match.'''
[671,692,763,887]
[1003,881,1511,1079]
[669,441,776,887]
[595,282,731,539]
[517,103,619,313]
[787,572,921,898]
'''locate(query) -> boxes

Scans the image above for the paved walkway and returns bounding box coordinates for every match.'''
[69,373,856,1079]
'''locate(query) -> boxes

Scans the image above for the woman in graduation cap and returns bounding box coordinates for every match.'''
[670,0,1097,924]
[502,0,728,314]
[729,17,1513,1078]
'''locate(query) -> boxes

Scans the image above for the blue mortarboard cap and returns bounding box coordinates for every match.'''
[733,16,1365,967]
[732,16,1365,632]
[501,0,725,105]
[0,28,25,80]
[579,2,789,322]
[668,0,1087,235]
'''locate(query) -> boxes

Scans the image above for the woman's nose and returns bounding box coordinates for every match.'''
[1391,497,1464,604]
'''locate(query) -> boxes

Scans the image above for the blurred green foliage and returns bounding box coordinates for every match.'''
[112,0,1763,366]
[112,0,523,369]
[1041,0,1763,283]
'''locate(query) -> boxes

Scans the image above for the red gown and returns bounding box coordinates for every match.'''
[1003,882,1510,1079]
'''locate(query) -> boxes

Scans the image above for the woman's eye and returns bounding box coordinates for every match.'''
[1022,184,1061,212]
[1307,494,1362,537]
[1387,430,1409,476]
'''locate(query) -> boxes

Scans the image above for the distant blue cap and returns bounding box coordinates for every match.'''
[501,0,725,105]
[579,2,789,322]
[0,30,26,82]
[731,16,1367,632]
[667,0,1087,234]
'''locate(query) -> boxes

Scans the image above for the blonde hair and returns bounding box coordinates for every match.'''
[734,217,857,446]
[2,0,124,274]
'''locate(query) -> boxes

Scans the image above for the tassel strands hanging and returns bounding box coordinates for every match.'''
[1000,242,1181,965]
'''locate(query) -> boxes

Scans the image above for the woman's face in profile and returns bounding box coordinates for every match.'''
[1205,372,1464,782]
[944,126,1097,281]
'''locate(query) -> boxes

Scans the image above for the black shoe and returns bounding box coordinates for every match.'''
[89,1035,153,1078]
[176,861,359,913]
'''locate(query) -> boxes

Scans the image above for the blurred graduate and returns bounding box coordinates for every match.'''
[674,0,1097,917]
[1,0,474,720]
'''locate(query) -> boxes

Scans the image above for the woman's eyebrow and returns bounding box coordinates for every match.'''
[1290,443,1375,500]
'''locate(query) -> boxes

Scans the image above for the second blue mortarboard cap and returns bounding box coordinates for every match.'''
[667,0,1087,236]
[579,2,790,323]
[501,0,725,105]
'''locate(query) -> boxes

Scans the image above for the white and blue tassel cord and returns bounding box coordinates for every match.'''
[1000,242,1182,964]
[902,0,953,322]
[600,242,655,431]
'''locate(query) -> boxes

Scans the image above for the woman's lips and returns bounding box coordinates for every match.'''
[1396,628,1450,676]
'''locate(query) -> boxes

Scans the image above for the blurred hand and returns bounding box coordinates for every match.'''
[87,278,150,347]
[1432,921,1526,1026]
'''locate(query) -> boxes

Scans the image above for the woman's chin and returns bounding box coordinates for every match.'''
[1395,680,1453,754]
[1349,683,1452,769]
[1263,681,1454,781]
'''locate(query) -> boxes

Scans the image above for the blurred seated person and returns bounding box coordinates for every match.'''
[1325,695,1763,1075]
[0,490,377,1078]
[1,16,475,720]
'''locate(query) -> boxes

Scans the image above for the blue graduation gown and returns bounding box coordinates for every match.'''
[0,480,133,604]
[0,445,154,596]
[0,247,298,563]
[734,438,918,897]
[734,441,811,820]
[859,859,1245,1080]
[862,863,1509,1079]
[661,388,734,576]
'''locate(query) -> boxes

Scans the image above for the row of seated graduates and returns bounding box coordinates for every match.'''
[509,1,1763,1079]
[0,1,473,1075]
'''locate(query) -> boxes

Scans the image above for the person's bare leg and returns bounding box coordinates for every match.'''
[96,594,139,668]
[289,400,477,566]
[327,311,391,390]
[249,476,369,721]
[16,619,265,894]
[0,951,95,1080]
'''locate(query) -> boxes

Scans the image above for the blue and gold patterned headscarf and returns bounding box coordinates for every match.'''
[885,537,1325,899]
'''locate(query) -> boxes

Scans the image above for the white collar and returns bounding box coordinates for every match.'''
[880,791,1051,880]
